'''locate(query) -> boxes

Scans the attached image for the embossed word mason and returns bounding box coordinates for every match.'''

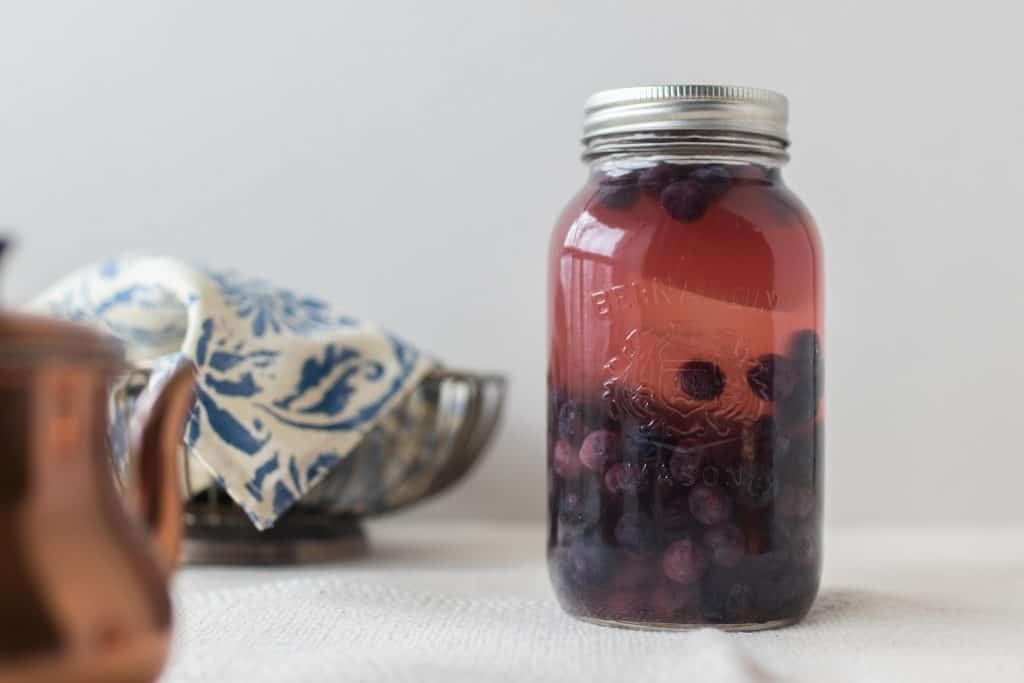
[547,85,824,631]
[592,279,781,318]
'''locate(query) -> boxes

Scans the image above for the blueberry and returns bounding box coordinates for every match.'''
[777,485,816,519]
[558,490,584,524]
[785,329,823,411]
[740,547,789,581]
[722,583,755,621]
[614,512,657,551]
[761,569,819,616]
[776,522,818,567]
[778,426,819,486]
[655,494,692,534]
[579,430,619,471]
[662,538,709,584]
[789,531,817,567]
[563,542,615,584]
[668,449,702,486]
[786,329,822,368]
[552,440,581,478]
[751,415,788,465]
[746,354,795,402]
[776,374,819,428]
[603,462,648,495]
[557,480,602,528]
[704,523,746,567]
[692,164,732,199]
[622,427,668,465]
[638,163,687,194]
[595,172,640,210]
[649,580,701,619]
[753,572,805,613]
[677,360,725,401]
[557,401,584,444]
[660,179,710,222]
[602,590,650,621]
[596,184,639,210]
[688,484,733,526]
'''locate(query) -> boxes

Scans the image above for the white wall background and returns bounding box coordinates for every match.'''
[1,1,1020,526]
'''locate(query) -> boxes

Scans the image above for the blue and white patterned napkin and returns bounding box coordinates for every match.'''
[30,256,434,529]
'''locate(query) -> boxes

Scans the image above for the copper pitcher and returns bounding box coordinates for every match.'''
[0,304,195,682]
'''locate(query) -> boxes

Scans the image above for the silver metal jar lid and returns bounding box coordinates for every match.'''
[582,85,789,146]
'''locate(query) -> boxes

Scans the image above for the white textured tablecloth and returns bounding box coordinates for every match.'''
[163,521,1024,682]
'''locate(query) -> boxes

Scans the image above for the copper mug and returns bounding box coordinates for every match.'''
[0,311,194,682]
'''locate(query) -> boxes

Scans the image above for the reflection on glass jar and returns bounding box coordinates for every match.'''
[547,85,824,630]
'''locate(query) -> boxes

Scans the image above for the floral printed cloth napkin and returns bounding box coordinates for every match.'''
[30,256,434,529]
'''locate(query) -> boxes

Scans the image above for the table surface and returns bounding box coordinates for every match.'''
[162,520,1024,683]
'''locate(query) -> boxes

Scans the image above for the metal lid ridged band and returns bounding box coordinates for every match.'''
[583,84,789,145]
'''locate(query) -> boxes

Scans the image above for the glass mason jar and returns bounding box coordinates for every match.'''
[547,85,823,630]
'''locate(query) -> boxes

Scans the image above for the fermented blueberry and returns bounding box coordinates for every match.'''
[779,426,819,487]
[596,184,639,210]
[777,374,818,428]
[661,179,710,222]
[614,512,657,551]
[553,440,581,478]
[655,492,692,535]
[638,163,687,194]
[622,426,668,464]
[649,579,701,619]
[787,328,823,398]
[604,462,647,495]
[668,448,702,485]
[579,430,619,471]
[688,484,733,526]
[768,520,817,569]
[746,354,793,402]
[782,524,817,566]
[677,360,725,401]
[704,523,746,567]
[786,329,821,368]
[722,583,755,621]
[595,172,640,209]
[602,590,652,621]
[778,485,815,519]
[692,164,732,198]
[558,478,602,528]
[662,538,709,584]
[752,415,787,465]
[557,401,585,444]
[563,541,616,584]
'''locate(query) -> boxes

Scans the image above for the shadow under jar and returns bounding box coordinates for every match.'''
[547,85,824,631]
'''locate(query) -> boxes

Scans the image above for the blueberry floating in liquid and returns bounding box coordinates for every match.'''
[704,523,746,568]
[691,164,732,198]
[579,429,619,471]
[746,354,796,402]
[595,171,640,210]
[604,461,648,495]
[557,401,585,444]
[677,360,725,401]
[553,439,581,478]
[614,512,657,551]
[638,163,687,194]
[688,484,733,526]
[661,179,710,222]
[662,538,709,584]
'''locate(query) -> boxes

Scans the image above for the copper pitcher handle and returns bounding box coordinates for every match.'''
[131,363,196,574]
